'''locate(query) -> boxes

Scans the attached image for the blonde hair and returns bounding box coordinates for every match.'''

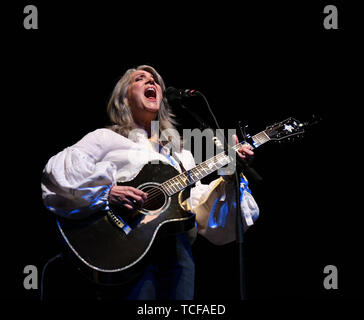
[107,65,179,142]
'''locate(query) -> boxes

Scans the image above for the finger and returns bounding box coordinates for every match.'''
[243,148,254,156]
[126,195,143,203]
[127,187,144,195]
[134,188,148,200]
[118,197,132,207]
[127,187,148,199]
[124,191,143,202]
[119,198,139,210]
[239,146,254,156]
[125,192,145,209]
[123,203,134,210]
[238,153,246,160]
[232,134,239,144]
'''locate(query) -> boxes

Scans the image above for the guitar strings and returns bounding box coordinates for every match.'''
[160,143,242,191]
[142,144,243,204]
[143,149,231,203]
[141,143,244,205]
[140,146,242,207]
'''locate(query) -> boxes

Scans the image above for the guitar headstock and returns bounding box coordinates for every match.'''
[265,117,305,142]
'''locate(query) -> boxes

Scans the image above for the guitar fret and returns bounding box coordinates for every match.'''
[172,178,181,190]
[184,170,193,185]
[166,180,174,193]
[198,167,205,177]
[199,164,209,175]
[170,183,178,193]
[207,157,217,166]
[252,131,270,147]
[174,180,183,190]
[219,154,229,165]
[192,167,203,179]
[168,180,178,193]
[211,162,219,171]
[206,160,218,171]
[162,151,230,196]
[163,138,259,196]
[176,174,187,188]
[177,176,187,189]
[181,172,189,185]
[232,142,244,151]
[162,182,172,196]
[190,170,198,181]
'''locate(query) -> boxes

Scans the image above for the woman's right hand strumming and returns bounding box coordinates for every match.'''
[108,186,148,210]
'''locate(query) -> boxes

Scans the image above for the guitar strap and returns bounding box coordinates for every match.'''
[177,158,187,173]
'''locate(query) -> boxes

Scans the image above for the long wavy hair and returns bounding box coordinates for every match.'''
[106,65,180,149]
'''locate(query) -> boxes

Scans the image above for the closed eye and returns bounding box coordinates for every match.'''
[135,75,145,82]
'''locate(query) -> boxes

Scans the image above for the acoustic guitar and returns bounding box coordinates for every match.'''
[56,117,305,285]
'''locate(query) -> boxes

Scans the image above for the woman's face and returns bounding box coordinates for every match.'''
[127,70,163,121]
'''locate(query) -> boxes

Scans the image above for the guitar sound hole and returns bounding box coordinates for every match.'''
[140,185,167,213]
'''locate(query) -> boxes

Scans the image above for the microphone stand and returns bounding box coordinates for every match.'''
[177,96,262,300]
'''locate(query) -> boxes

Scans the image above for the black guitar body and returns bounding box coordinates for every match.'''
[56,163,195,285]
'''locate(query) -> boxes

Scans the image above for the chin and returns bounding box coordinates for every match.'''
[144,107,159,114]
[144,104,160,113]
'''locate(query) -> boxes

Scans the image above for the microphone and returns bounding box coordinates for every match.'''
[165,87,200,101]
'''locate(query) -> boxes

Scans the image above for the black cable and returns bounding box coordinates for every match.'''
[40,253,63,301]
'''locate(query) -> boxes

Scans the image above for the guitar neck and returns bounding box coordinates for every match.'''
[161,130,271,196]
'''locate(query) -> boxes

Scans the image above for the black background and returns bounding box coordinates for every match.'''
[4,1,363,301]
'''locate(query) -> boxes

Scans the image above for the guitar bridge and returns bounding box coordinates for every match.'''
[107,210,132,235]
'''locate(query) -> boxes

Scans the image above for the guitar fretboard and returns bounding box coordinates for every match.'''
[251,131,271,147]
[161,130,271,196]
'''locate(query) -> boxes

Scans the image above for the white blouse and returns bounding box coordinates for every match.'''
[41,128,259,245]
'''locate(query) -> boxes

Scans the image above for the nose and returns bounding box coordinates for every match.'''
[146,76,155,85]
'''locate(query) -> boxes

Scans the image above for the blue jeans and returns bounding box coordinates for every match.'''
[123,233,195,300]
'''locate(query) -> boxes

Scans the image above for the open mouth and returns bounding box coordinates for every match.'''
[144,87,157,100]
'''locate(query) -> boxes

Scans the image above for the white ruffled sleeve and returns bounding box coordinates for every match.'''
[179,150,259,245]
[41,129,117,219]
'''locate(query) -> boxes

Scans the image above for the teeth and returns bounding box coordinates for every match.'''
[145,87,156,99]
